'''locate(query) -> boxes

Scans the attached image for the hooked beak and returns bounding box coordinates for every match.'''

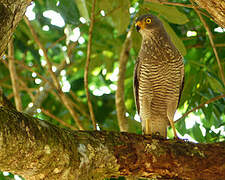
[135,21,144,32]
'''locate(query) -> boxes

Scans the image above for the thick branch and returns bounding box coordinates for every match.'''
[0,0,32,57]
[0,106,225,179]
[116,30,132,132]
[145,0,225,28]
[191,1,225,86]
[193,0,225,28]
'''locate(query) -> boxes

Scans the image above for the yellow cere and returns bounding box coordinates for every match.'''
[135,21,145,30]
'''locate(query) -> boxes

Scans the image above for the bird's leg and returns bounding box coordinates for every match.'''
[167,104,179,139]
[168,118,178,139]
[145,119,150,134]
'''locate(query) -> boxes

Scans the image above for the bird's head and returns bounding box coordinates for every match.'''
[135,14,164,37]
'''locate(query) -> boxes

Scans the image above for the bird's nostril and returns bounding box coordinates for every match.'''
[136,25,141,31]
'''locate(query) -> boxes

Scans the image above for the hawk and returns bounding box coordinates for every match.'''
[134,14,184,138]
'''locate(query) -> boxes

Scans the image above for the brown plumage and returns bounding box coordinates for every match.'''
[134,14,184,138]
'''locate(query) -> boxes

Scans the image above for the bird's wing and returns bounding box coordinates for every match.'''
[134,58,140,114]
[177,60,185,107]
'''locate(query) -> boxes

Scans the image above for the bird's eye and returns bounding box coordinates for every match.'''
[145,18,151,24]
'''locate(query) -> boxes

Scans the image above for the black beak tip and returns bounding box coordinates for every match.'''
[136,25,141,32]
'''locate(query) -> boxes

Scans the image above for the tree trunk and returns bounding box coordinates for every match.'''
[0,0,32,58]
[193,0,225,28]
[0,106,225,180]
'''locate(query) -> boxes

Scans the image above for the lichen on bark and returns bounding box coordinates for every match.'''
[0,107,225,179]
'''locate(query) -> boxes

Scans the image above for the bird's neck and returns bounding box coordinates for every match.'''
[142,30,170,48]
[140,30,180,62]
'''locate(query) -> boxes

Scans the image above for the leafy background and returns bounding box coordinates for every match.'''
[0,0,225,179]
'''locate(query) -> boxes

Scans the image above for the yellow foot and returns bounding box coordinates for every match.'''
[172,128,179,140]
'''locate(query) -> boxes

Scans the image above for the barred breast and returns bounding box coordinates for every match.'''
[137,38,184,135]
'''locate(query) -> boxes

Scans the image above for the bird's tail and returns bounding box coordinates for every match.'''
[142,116,168,137]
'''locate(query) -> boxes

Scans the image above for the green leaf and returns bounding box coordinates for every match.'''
[110,0,130,34]
[58,0,80,25]
[74,0,89,22]
[176,118,186,136]
[190,123,205,142]
[97,0,130,35]
[96,0,111,12]
[47,0,80,25]
[207,71,225,93]
[144,2,189,25]
[201,104,213,129]
[160,18,187,56]
[128,118,141,134]
[131,27,142,52]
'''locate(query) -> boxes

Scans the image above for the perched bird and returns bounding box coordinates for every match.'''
[134,14,184,138]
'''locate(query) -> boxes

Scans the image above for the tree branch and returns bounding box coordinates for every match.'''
[8,39,22,111]
[24,16,61,90]
[144,0,214,23]
[145,0,194,8]
[193,0,225,28]
[23,60,68,115]
[116,30,132,132]
[18,78,35,101]
[24,17,84,130]
[69,91,90,119]
[84,0,97,130]
[0,106,225,179]
[41,108,77,130]
[15,60,51,85]
[191,0,225,86]
[0,0,32,57]
[175,94,225,123]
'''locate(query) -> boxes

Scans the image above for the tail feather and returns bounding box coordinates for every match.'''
[142,116,168,137]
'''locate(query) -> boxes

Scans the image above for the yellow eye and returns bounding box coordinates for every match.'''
[146,18,151,24]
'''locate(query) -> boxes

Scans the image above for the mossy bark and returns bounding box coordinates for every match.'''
[0,0,32,58]
[194,0,225,28]
[0,107,225,179]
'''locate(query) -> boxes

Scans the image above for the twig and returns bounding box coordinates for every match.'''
[7,93,14,100]
[2,58,37,101]
[84,0,97,130]
[70,91,90,118]
[191,0,225,86]
[116,30,132,132]
[41,108,77,130]
[25,60,70,115]
[8,39,22,111]
[159,1,193,8]
[24,16,60,90]
[18,78,35,101]
[175,94,225,123]
[186,43,225,49]
[216,43,225,47]
[24,16,84,130]
[15,60,52,86]
[145,0,212,20]
[145,0,194,8]
[0,83,12,89]
[47,35,66,50]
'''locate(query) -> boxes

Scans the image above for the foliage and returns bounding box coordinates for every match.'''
[0,0,225,179]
